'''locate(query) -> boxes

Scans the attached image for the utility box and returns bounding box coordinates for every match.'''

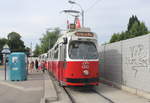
[8,52,27,81]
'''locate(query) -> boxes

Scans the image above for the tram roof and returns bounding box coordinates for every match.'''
[50,27,97,50]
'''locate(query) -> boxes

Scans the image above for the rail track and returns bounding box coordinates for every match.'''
[63,87,76,103]
[49,72,114,103]
[63,86,114,103]
[91,88,114,103]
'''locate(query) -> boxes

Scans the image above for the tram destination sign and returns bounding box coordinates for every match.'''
[75,32,94,37]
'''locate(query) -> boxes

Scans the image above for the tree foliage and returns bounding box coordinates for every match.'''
[127,15,140,31]
[0,32,30,56]
[0,38,8,51]
[7,32,26,52]
[109,15,149,43]
[34,28,60,56]
[33,44,42,57]
[109,33,120,43]
[7,32,21,40]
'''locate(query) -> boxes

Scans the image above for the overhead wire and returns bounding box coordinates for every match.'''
[85,0,103,13]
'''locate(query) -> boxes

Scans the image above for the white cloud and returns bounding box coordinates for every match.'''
[0,0,150,46]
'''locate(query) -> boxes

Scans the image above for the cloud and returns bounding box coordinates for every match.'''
[0,0,150,47]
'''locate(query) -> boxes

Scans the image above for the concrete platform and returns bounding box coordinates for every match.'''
[0,66,6,80]
[0,68,5,80]
[95,84,150,103]
[2,65,149,103]
[0,64,59,103]
[0,70,44,103]
[100,78,150,100]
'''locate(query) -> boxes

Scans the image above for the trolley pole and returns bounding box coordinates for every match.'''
[68,0,84,27]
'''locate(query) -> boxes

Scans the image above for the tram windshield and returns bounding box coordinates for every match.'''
[69,41,98,59]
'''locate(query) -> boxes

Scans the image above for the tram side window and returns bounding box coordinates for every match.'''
[48,53,50,59]
[64,45,66,59]
[50,53,51,59]
[54,50,58,59]
[53,45,58,60]
[60,45,66,61]
[51,52,54,60]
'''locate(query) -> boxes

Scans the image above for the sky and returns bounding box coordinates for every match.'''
[0,0,150,49]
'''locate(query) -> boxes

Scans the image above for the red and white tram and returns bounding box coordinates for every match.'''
[47,28,99,86]
[38,53,48,70]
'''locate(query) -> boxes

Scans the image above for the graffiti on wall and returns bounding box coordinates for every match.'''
[126,44,150,77]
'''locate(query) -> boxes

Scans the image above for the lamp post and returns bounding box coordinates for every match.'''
[1,44,11,80]
[68,0,84,27]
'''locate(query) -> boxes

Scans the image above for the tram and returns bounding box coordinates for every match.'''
[38,53,48,70]
[46,27,100,86]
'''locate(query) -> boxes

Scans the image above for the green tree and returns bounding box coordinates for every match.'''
[129,21,148,37]
[34,44,42,57]
[7,32,21,40]
[0,38,8,51]
[138,22,148,35]
[34,28,60,56]
[110,33,120,43]
[24,47,30,56]
[127,15,140,32]
[109,15,149,43]
[119,31,126,40]
[128,21,140,37]
[7,32,26,52]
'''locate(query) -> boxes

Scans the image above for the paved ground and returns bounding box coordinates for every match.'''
[0,68,44,103]
[95,84,150,103]
[0,67,5,80]
[1,65,150,103]
[46,73,150,103]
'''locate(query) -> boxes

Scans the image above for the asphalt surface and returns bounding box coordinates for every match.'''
[0,68,44,103]
[0,68,5,80]
[1,66,150,103]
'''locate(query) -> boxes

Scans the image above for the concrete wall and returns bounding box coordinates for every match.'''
[99,34,150,92]
[99,45,105,78]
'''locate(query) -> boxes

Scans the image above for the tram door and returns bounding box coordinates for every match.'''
[59,44,65,81]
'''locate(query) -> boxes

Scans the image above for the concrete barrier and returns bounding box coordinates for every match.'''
[42,71,58,103]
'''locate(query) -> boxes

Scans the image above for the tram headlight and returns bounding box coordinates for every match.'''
[83,70,89,76]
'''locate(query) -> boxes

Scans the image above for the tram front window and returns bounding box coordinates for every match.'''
[69,41,98,59]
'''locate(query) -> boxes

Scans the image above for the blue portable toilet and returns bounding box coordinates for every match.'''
[8,52,27,81]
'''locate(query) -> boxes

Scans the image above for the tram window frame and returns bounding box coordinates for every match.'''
[64,45,66,60]
[48,53,50,59]
[59,44,65,61]
[50,52,52,60]
[54,50,58,59]
[54,45,59,60]
[68,41,98,59]
[51,51,54,60]
[51,52,53,60]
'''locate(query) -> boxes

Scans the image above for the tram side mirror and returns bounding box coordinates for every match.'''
[63,37,68,44]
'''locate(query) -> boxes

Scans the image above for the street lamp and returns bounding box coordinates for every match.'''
[1,44,11,80]
[68,0,84,27]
